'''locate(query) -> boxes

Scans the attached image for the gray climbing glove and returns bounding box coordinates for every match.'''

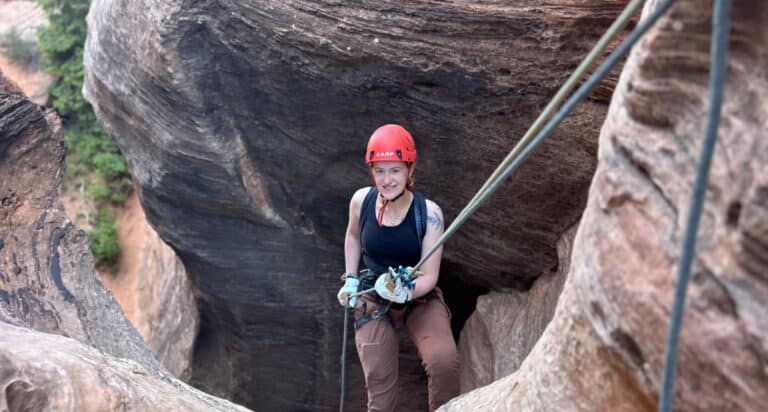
[337,273,359,308]
[374,267,413,304]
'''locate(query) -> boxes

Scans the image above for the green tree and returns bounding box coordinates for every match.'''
[89,208,120,268]
[36,0,129,265]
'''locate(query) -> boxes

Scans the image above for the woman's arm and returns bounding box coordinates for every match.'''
[411,199,444,299]
[344,187,369,274]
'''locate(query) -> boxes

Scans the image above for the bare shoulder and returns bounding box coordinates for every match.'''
[424,198,444,231]
[425,198,443,215]
[350,186,373,208]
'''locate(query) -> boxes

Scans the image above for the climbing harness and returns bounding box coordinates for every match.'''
[353,270,393,330]
[659,0,731,411]
[353,266,422,329]
[341,0,730,409]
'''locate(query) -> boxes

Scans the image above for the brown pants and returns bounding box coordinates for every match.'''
[354,287,459,412]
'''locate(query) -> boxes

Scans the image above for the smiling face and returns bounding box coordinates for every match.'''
[370,161,413,200]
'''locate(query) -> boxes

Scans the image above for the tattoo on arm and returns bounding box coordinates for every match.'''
[427,213,443,230]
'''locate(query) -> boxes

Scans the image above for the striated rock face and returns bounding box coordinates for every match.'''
[83,1,628,409]
[100,192,198,381]
[0,72,156,367]
[458,225,576,392]
[441,0,768,410]
[1,323,249,412]
[0,73,246,411]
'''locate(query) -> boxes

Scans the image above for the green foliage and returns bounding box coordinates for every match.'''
[36,0,89,118]
[86,182,110,202]
[89,208,120,268]
[36,0,129,266]
[1,27,43,69]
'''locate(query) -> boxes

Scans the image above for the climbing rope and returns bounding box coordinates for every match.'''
[340,306,349,412]
[410,0,676,274]
[659,0,731,411]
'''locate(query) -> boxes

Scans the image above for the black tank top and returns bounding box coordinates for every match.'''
[360,188,422,275]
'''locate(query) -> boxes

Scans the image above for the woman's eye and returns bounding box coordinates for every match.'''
[373,168,402,176]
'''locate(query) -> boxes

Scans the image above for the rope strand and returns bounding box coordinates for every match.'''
[659,0,731,410]
[340,307,350,412]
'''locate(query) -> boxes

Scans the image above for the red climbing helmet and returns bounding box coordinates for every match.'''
[365,124,417,164]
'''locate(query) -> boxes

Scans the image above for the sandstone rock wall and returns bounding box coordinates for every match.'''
[458,224,577,392]
[0,72,157,368]
[100,192,198,381]
[441,0,768,410]
[1,323,248,412]
[0,72,247,411]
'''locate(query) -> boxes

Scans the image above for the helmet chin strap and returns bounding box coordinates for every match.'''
[377,190,406,227]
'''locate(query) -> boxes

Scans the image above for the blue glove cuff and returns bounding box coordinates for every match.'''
[396,266,416,289]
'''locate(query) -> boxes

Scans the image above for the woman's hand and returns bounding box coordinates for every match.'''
[337,274,360,307]
[374,268,412,304]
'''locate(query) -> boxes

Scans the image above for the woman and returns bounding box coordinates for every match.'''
[337,124,459,412]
